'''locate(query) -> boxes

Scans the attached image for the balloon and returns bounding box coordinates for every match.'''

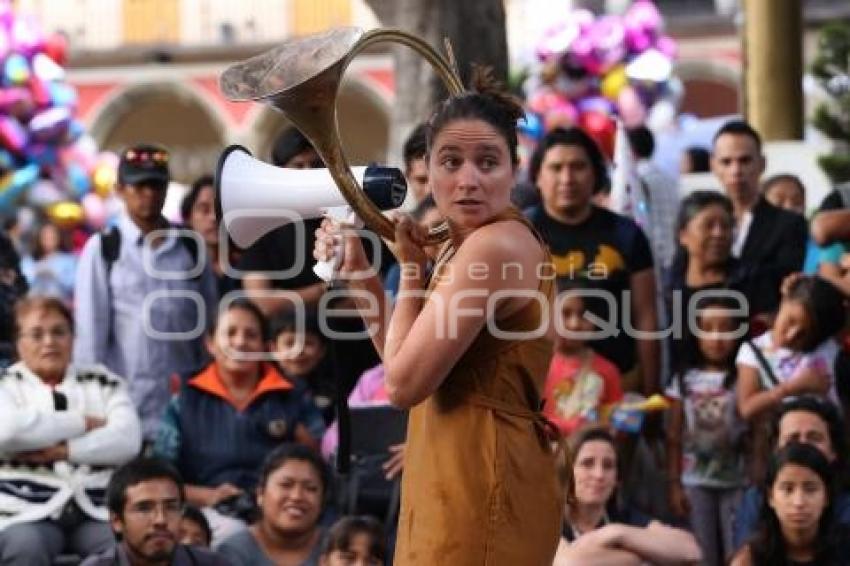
[544,99,578,131]
[43,32,68,66]
[0,87,33,118]
[577,95,615,115]
[81,192,106,229]
[573,15,625,76]
[626,48,672,83]
[601,65,628,100]
[48,82,77,108]
[4,53,29,84]
[623,0,663,54]
[0,148,13,170]
[11,16,44,57]
[527,88,564,115]
[579,110,616,159]
[27,142,58,167]
[0,116,27,152]
[33,52,65,82]
[46,201,84,229]
[0,162,39,211]
[518,111,544,141]
[28,75,51,107]
[28,179,63,206]
[617,86,647,128]
[646,99,677,132]
[536,9,595,62]
[28,106,71,142]
[656,35,678,60]
[66,162,91,197]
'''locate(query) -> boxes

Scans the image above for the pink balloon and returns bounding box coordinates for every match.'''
[544,99,578,131]
[623,0,662,53]
[536,9,595,62]
[573,16,626,76]
[81,192,107,230]
[528,88,564,115]
[617,86,647,128]
[656,35,678,60]
[0,116,27,153]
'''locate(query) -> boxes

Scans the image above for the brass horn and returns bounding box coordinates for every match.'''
[220,27,464,244]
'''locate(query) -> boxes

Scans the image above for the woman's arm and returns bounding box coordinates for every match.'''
[736,364,786,421]
[553,537,641,566]
[383,221,546,408]
[66,373,142,465]
[573,522,702,565]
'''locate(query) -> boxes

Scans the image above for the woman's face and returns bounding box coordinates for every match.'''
[768,463,828,536]
[189,185,219,247]
[321,532,382,566]
[258,459,323,537]
[429,118,515,233]
[678,204,732,268]
[207,307,265,375]
[537,144,597,217]
[573,439,617,507]
[16,308,72,381]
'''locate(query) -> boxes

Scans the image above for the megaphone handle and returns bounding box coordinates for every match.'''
[313,205,363,282]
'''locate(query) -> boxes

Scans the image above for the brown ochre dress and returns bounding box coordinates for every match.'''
[393,207,564,566]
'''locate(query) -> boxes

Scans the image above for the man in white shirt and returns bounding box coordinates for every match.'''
[74,145,217,440]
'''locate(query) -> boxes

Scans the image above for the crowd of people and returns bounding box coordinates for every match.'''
[0,70,849,565]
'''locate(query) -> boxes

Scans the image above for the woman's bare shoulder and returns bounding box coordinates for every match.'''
[460,218,544,263]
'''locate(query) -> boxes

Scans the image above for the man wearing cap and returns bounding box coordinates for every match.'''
[74,144,217,441]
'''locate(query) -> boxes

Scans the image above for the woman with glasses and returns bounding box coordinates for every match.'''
[0,296,142,565]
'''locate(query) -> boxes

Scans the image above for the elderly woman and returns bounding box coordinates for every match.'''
[0,296,142,565]
[154,298,325,546]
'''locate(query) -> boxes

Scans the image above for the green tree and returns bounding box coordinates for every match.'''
[811,23,850,184]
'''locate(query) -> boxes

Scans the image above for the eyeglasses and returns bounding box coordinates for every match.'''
[19,326,72,342]
[126,500,184,520]
[123,149,169,164]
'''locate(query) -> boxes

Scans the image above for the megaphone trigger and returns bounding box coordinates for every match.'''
[313,205,364,283]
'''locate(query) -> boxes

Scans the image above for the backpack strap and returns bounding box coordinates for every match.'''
[100,226,121,276]
[100,224,201,280]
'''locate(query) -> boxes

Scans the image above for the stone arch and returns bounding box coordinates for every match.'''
[675,60,741,118]
[88,81,229,183]
[245,76,392,166]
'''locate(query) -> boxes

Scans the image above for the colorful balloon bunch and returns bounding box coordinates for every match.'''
[0,0,116,229]
[522,1,682,158]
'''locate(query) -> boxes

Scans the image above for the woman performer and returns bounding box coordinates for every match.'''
[315,68,562,565]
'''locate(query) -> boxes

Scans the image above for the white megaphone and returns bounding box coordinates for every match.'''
[215,145,407,281]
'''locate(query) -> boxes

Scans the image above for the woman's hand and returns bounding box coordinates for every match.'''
[386,214,430,275]
[313,217,371,279]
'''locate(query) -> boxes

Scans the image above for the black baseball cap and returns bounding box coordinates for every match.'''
[118,144,171,185]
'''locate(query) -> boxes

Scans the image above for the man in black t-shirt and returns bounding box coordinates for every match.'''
[525,127,659,396]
